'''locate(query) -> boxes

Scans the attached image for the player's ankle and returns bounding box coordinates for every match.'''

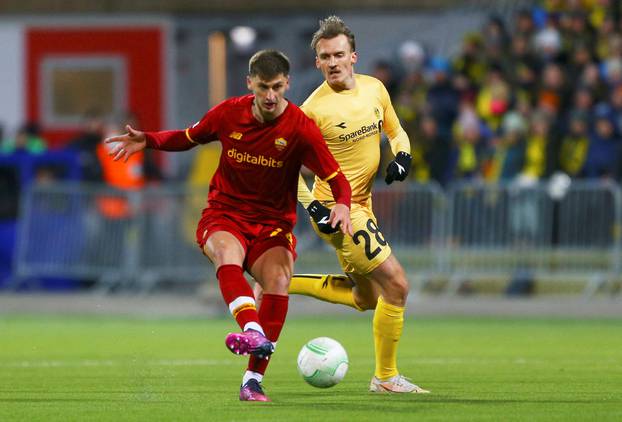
[242,370,264,385]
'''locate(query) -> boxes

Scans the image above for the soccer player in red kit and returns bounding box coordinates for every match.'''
[104,50,352,402]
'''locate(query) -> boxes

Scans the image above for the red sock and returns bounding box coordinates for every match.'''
[217,264,261,332]
[247,293,289,375]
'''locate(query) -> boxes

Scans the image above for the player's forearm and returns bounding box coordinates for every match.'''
[144,130,196,151]
[388,127,411,156]
[327,172,351,208]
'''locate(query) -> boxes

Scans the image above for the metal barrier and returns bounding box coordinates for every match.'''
[13,180,622,294]
[136,185,214,289]
[14,183,142,290]
[445,181,622,294]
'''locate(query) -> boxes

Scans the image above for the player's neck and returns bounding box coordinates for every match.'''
[328,75,356,92]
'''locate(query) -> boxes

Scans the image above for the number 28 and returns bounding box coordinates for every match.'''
[353,219,387,260]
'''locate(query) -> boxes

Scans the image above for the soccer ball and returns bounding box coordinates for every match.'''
[296,337,349,388]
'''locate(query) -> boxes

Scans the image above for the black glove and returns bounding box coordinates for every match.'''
[385,151,412,185]
[307,200,339,234]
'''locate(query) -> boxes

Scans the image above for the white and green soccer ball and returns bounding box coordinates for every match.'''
[297,337,349,388]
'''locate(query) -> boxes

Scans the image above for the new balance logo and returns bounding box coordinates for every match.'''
[229,131,243,140]
[335,122,347,129]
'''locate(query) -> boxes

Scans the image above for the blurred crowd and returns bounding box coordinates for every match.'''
[2,0,622,195]
[0,112,165,223]
[379,0,622,187]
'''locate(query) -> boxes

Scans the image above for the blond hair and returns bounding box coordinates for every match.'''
[310,15,356,52]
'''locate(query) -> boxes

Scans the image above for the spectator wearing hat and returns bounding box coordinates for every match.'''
[426,56,460,139]
[583,103,621,179]
[533,25,563,63]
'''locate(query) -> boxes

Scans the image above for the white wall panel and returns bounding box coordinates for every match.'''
[0,22,24,137]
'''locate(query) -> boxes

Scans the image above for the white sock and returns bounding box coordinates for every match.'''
[242,370,263,385]
[243,322,264,335]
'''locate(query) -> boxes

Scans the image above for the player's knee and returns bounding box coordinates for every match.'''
[395,277,410,301]
[210,248,239,267]
[383,273,409,304]
[262,272,290,295]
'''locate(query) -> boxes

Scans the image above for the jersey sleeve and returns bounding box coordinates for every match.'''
[380,82,411,155]
[144,101,225,151]
[186,101,227,145]
[144,130,197,151]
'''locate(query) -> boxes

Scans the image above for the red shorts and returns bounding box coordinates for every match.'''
[196,207,297,271]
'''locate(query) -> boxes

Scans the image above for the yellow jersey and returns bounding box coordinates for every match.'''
[299,74,409,207]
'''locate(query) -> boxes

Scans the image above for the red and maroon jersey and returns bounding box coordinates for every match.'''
[146,94,341,230]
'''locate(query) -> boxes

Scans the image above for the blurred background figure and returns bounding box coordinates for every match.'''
[558,109,591,178]
[1,0,622,299]
[484,111,528,182]
[426,56,459,140]
[0,122,47,155]
[476,64,511,132]
[1,3,621,417]
[583,103,621,179]
[68,110,106,184]
[451,104,489,181]
[413,113,452,187]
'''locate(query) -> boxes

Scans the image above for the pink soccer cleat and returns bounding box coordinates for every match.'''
[239,379,271,402]
[225,329,274,359]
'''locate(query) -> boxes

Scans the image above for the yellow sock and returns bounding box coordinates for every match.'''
[289,274,359,310]
[373,296,404,380]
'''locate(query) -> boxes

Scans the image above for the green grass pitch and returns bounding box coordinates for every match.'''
[1,315,621,421]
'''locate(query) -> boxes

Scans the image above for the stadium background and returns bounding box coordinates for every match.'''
[1,2,622,421]
[2,0,622,298]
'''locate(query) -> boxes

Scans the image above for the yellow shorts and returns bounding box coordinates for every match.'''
[312,203,392,275]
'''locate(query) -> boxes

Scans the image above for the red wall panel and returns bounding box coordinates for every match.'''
[26,27,164,148]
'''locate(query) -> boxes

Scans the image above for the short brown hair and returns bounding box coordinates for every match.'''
[310,15,356,52]
[248,49,290,80]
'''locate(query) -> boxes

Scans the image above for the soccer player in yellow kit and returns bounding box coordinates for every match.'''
[293,16,429,393]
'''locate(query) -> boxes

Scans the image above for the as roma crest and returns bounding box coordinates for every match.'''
[274,137,288,151]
